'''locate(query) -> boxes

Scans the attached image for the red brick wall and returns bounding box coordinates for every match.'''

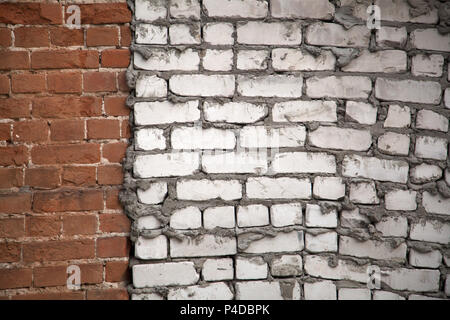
[0,2,131,300]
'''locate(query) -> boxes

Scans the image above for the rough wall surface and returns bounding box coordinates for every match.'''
[124,0,450,300]
[0,1,131,299]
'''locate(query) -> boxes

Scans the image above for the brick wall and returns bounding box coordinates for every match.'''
[125,0,450,300]
[0,1,131,299]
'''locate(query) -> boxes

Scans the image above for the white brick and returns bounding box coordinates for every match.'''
[445,88,450,109]
[235,280,301,300]
[177,179,242,201]
[134,48,199,71]
[202,258,234,281]
[171,127,235,150]
[271,0,335,19]
[408,294,443,300]
[305,23,370,47]
[168,282,233,300]
[170,0,200,19]
[376,26,407,48]
[385,189,417,211]
[345,101,377,125]
[133,262,199,288]
[410,29,450,52]
[415,136,448,160]
[305,204,337,228]
[240,126,306,148]
[170,75,235,97]
[306,76,372,99]
[377,132,410,156]
[446,275,450,296]
[170,206,202,230]
[384,105,411,128]
[409,249,442,268]
[135,235,168,260]
[202,151,267,174]
[412,54,444,77]
[308,126,372,151]
[305,231,338,253]
[237,50,268,70]
[236,256,268,280]
[135,128,165,151]
[375,216,408,238]
[203,206,235,229]
[410,220,450,244]
[375,78,441,104]
[340,236,407,261]
[349,181,379,204]
[242,231,304,254]
[273,100,337,123]
[422,191,450,215]
[313,176,345,200]
[237,204,269,227]
[169,23,200,44]
[134,152,199,178]
[203,23,234,45]
[410,163,442,183]
[134,100,200,125]
[246,177,311,200]
[383,269,440,292]
[135,24,167,44]
[304,255,367,282]
[271,255,302,277]
[340,208,369,229]
[304,280,336,300]
[203,0,268,18]
[238,75,302,98]
[135,0,166,21]
[170,234,237,257]
[237,22,301,45]
[446,168,450,186]
[132,293,163,300]
[270,203,303,227]
[204,101,268,124]
[137,181,167,204]
[375,0,438,24]
[137,215,162,230]
[342,155,409,183]
[202,49,233,71]
[272,48,335,71]
[373,291,405,300]
[272,152,336,174]
[339,288,371,300]
[342,50,407,73]
[416,110,448,132]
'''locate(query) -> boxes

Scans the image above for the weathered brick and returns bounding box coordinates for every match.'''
[306,76,372,99]
[375,78,441,104]
[237,22,301,45]
[305,23,370,47]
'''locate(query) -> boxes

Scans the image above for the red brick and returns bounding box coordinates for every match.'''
[33,189,104,213]
[33,96,101,119]
[102,142,127,163]
[50,27,83,46]
[97,236,130,258]
[0,193,31,214]
[63,214,97,236]
[0,243,21,263]
[105,96,129,116]
[0,28,11,47]
[105,188,122,210]
[87,288,128,300]
[121,120,131,138]
[0,3,62,25]
[23,239,95,262]
[31,50,98,69]
[0,98,31,119]
[0,168,23,189]
[86,27,119,47]
[0,145,28,166]
[0,51,30,70]
[0,268,32,289]
[0,217,24,238]
[117,71,129,92]
[0,74,9,94]
[31,144,100,165]
[47,71,82,94]
[120,25,131,47]
[25,167,60,189]
[33,265,66,287]
[80,263,103,285]
[98,165,123,185]
[14,27,49,48]
[106,261,129,282]
[100,213,130,233]
[26,215,61,237]
[62,166,96,187]
[50,119,85,142]
[12,291,84,300]
[87,119,120,139]
[13,120,48,143]
[0,123,10,141]
[101,49,130,68]
[83,72,116,93]
[80,4,131,24]
[11,73,46,94]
